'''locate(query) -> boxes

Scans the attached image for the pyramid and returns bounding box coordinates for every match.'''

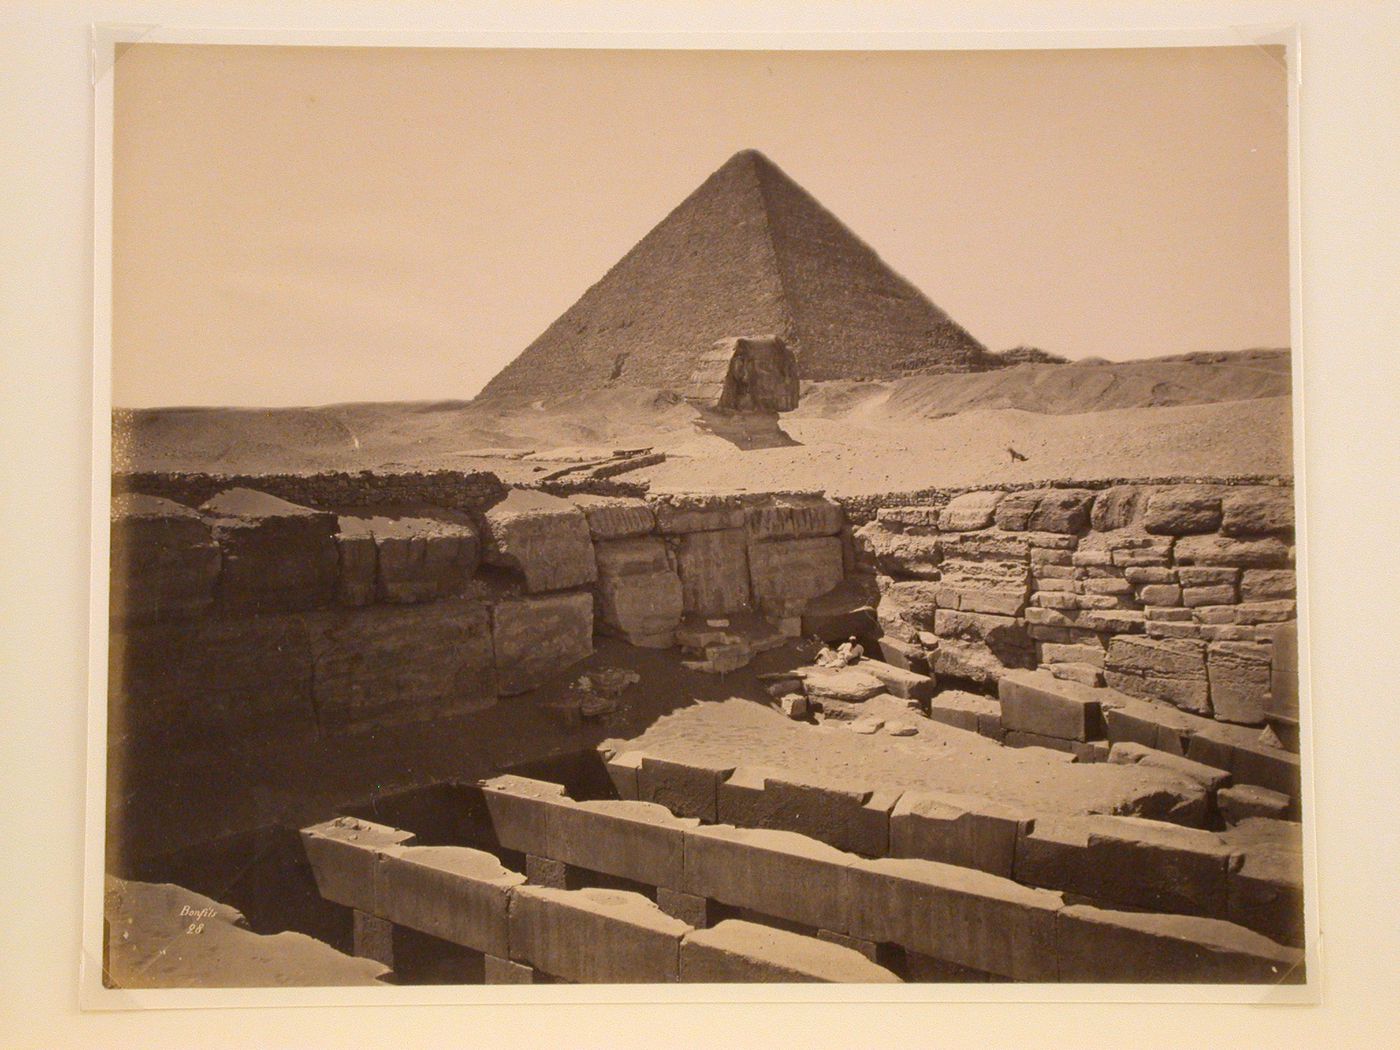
[477,150,992,402]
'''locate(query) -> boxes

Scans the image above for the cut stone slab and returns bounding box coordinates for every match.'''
[1056,904,1303,983]
[637,755,736,822]
[1220,487,1294,538]
[1142,487,1223,535]
[858,658,936,701]
[1107,742,1231,791]
[481,488,597,593]
[675,527,751,615]
[927,690,1003,739]
[1206,641,1273,726]
[299,817,418,912]
[651,495,747,534]
[747,535,844,617]
[109,494,220,623]
[680,920,901,983]
[201,488,340,612]
[1082,816,1238,919]
[744,496,845,541]
[596,568,684,643]
[375,845,524,957]
[508,886,690,983]
[998,669,1105,742]
[567,493,656,540]
[802,667,885,703]
[889,791,1032,878]
[939,490,1002,531]
[1218,784,1292,824]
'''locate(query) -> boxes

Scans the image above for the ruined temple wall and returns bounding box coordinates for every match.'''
[855,480,1299,729]
[107,484,856,742]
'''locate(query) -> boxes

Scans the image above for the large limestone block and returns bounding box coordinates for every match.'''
[995,489,1094,534]
[803,667,885,703]
[876,580,941,641]
[1220,487,1294,538]
[593,535,670,576]
[310,599,498,730]
[508,886,689,982]
[482,488,597,593]
[1089,486,1146,532]
[1107,742,1231,790]
[1174,534,1293,569]
[1055,905,1303,983]
[1082,817,1238,918]
[1240,569,1296,602]
[1104,636,1211,715]
[997,669,1105,741]
[934,609,1033,661]
[1142,487,1224,536]
[638,755,736,823]
[889,792,1032,878]
[651,494,746,534]
[375,845,524,957]
[939,490,1002,532]
[715,772,897,856]
[110,494,221,623]
[1206,641,1272,726]
[299,817,417,912]
[567,494,655,540]
[748,536,844,616]
[596,569,684,643]
[201,488,339,612]
[855,521,942,579]
[1223,818,1305,947]
[1186,724,1301,799]
[849,857,1062,981]
[681,825,860,935]
[491,591,593,695]
[933,638,1033,686]
[745,496,844,541]
[674,527,751,615]
[337,514,479,605]
[680,920,901,983]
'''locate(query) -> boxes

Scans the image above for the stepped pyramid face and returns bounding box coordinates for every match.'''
[478,150,991,402]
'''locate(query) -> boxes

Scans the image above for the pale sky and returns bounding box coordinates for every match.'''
[112,44,1289,408]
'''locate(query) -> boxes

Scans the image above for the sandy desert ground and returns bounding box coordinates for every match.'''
[114,350,1293,495]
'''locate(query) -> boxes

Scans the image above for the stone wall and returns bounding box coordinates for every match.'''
[109,484,855,740]
[854,481,1297,729]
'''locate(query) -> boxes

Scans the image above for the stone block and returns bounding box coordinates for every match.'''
[936,586,1028,617]
[1103,699,1196,756]
[1082,817,1238,918]
[525,853,573,889]
[1233,600,1297,625]
[638,756,736,822]
[356,515,479,603]
[1218,784,1292,824]
[747,536,844,616]
[567,494,655,540]
[860,658,936,701]
[675,527,751,615]
[993,490,1040,531]
[1142,487,1223,535]
[555,800,698,889]
[926,691,1001,736]
[889,791,1032,878]
[656,888,710,927]
[932,638,1031,686]
[593,536,670,576]
[596,569,684,642]
[1028,489,1095,534]
[998,669,1104,741]
[1106,741,1231,790]
[745,496,844,540]
[1001,730,1085,758]
[1174,534,1293,569]
[1207,642,1273,726]
[1089,485,1145,531]
[1186,726,1301,798]
[679,920,900,983]
[334,525,377,606]
[651,495,746,534]
[939,490,1002,531]
[1220,487,1294,538]
[1224,820,1305,946]
[1240,569,1297,602]
[857,521,942,579]
[1183,583,1238,608]
[1055,905,1303,983]
[352,911,395,968]
[877,635,931,675]
[803,667,885,703]
[375,845,523,956]
[1137,583,1182,606]
[481,488,597,593]
[491,591,593,695]
[1104,636,1210,715]
[802,578,881,643]
[602,749,643,800]
[682,825,859,935]
[110,494,220,623]
[310,599,498,731]
[1124,565,1177,585]
[1040,642,1105,667]
[483,955,536,984]
[1047,662,1103,687]
[849,857,1062,981]
[479,775,568,857]
[508,886,688,982]
[1145,606,1194,622]
[299,817,417,911]
[876,506,942,529]
[201,488,339,612]
[750,775,899,857]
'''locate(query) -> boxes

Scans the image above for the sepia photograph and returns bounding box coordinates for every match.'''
[95,34,1311,997]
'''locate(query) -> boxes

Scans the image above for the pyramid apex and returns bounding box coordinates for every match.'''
[721,148,778,171]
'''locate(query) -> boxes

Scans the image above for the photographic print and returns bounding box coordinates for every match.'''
[94,34,1309,997]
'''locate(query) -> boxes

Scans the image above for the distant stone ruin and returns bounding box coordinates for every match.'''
[684,335,800,414]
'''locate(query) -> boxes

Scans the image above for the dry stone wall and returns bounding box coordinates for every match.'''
[853,481,1297,729]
